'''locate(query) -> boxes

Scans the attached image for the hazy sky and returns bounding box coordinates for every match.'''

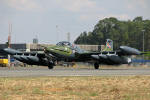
[0,0,150,44]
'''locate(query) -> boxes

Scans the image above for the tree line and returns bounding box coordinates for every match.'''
[74,17,150,51]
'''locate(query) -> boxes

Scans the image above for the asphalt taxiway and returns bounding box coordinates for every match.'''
[0,66,150,77]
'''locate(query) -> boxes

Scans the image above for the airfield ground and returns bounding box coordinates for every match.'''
[0,65,150,77]
[0,65,150,100]
[0,76,150,100]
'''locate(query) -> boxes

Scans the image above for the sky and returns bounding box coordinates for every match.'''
[0,0,150,44]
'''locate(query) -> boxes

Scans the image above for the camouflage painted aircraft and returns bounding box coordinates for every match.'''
[3,39,141,69]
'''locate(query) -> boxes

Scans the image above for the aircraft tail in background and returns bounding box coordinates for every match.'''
[103,39,113,51]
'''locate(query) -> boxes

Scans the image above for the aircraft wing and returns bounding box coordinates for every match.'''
[75,51,116,61]
[77,46,141,59]
[2,48,57,66]
[3,48,46,57]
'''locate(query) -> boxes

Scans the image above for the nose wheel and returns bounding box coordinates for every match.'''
[94,62,99,69]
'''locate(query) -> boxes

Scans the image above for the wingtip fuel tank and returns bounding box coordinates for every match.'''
[119,46,141,55]
[3,48,22,55]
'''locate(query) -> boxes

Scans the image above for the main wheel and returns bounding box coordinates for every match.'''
[48,64,54,69]
[94,63,99,69]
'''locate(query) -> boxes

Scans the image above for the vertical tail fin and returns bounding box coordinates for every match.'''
[103,39,113,51]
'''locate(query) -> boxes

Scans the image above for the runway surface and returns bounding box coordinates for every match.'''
[0,66,150,77]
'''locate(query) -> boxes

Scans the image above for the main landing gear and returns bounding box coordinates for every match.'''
[48,61,54,69]
[48,64,54,69]
[94,62,99,69]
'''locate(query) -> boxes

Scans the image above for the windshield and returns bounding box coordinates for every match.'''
[56,41,72,47]
[56,41,84,53]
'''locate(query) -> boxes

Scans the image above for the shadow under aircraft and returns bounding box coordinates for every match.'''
[3,40,141,69]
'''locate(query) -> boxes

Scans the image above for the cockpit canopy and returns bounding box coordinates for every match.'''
[56,41,72,47]
[56,41,84,53]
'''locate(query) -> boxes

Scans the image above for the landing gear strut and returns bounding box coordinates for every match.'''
[94,62,99,69]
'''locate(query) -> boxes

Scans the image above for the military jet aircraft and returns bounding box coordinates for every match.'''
[3,40,141,69]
